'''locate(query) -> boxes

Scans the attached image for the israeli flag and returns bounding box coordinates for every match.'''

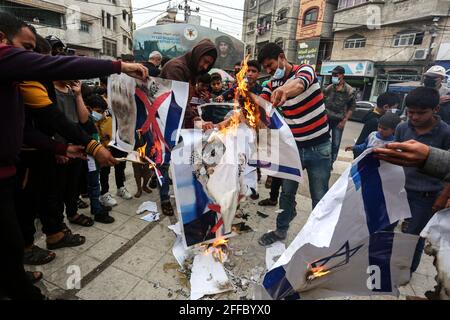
[255,150,419,300]
[249,107,303,183]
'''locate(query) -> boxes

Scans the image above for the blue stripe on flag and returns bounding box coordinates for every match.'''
[263,266,297,300]
[368,232,394,292]
[269,112,284,130]
[358,155,390,233]
[350,163,361,191]
[248,160,301,177]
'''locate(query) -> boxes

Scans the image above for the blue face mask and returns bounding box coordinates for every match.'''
[272,58,286,80]
[91,111,104,122]
[332,76,340,85]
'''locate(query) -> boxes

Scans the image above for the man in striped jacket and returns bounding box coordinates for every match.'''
[257,43,331,246]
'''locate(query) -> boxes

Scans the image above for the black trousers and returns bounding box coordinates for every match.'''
[56,158,82,218]
[15,151,64,246]
[100,148,127,195]
[269,177,283,201]
[0,175,44,300]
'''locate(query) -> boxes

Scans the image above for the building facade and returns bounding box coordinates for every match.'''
[241,0,301,63]
[295,0,338,74]
[0,0,134,58]
[321,0,450,101]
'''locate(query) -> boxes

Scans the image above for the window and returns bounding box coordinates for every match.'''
[246,45,252,55]
[128,38,133,51]
[338,0,368,10]
[248,22,255,31]
[250,0,257,8]
[101,10,105,27]
[106,13,111,29]
[103,38,117,57]
[257,15,271,34]
[113,16,117,31]
[303,8,318,26]
[277,9,288,21]
[122,10,127,22]
[344,35,366,49]
[393,32,424,47]
[80,21,90,33]
[123,35,127,46]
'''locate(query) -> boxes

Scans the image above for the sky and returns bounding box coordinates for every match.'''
[131,0,245,39]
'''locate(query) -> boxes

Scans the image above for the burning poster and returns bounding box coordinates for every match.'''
[108,74,188,164]
[171,57,302,248]
[255,149,419,300]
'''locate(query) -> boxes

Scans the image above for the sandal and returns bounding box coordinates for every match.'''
[94,214,115,224]
[26,271,43,284]
[68,214,94,227]
[23,245,56,265]
[161,201,174,216]
[258,198,278,206]
[46,232,86,250]
[258,231,286,247]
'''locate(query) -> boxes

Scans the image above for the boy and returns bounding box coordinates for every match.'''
[395,87,450,273]
[354,92,401,158]
[192,73,212,105]
[210,72,225,99]
[345,112,401,154]
[215,60,262,102]
[83,94,116,224]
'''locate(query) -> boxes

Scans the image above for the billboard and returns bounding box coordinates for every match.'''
[297,38,321,70]
[134,24,245,71]
[320,61,375,78]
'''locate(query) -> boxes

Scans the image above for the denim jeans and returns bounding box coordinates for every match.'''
[158,164,170,202]
[87,170,102,215]
[405,189,440,273]
[277,140,332,232]
[330,121,344,165]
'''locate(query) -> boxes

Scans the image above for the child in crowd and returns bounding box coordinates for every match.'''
[210,73,225,99]
[83,94,116,224]
[192,73,212,105]
[353,92,401,158]
[395,87,450,273]
[345,112,401,154]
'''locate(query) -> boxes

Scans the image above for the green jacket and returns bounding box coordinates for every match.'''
[323,82,357,122]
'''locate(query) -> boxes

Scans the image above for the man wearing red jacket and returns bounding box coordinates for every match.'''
[0,12,148,299]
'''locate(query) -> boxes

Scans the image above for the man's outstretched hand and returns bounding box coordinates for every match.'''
[373,140,430,167]
[121,62,149,81]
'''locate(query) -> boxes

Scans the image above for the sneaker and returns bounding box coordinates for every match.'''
[117,187,132,200]
[100,193,118,207]
[250,188,259,200]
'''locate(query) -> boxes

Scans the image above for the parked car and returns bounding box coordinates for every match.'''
[350,101,377,122]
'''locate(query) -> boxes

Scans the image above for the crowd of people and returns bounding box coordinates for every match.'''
[1,10,450,300]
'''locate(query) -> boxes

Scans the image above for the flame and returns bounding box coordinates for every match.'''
[219,55,260,134]
[306,265,330,281]
[137,142,147,160]
[311,266,330,278]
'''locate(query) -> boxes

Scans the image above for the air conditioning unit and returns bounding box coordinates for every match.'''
[414,49,429,60]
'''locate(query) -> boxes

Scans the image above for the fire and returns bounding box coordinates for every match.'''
[306,265,330,281]
[137,142,147,160]
[218,55,260,134]
[202,238,229,263]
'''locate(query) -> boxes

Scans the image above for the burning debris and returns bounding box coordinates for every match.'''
[305,266,331,282]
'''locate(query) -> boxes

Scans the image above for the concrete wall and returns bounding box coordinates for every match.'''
[331,17,450,63]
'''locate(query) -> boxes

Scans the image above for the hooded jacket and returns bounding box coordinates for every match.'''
[160,39,217,128]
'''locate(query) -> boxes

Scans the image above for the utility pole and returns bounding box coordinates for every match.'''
[210,18,212,28]
[179,0,200,23]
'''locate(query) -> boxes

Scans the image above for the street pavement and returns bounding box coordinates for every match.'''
[28,121,437,300]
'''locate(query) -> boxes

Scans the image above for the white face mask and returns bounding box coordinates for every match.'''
[272,57,286,80]
[390,108,399,114]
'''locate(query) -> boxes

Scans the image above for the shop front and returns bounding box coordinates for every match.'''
[320,60,375,101]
